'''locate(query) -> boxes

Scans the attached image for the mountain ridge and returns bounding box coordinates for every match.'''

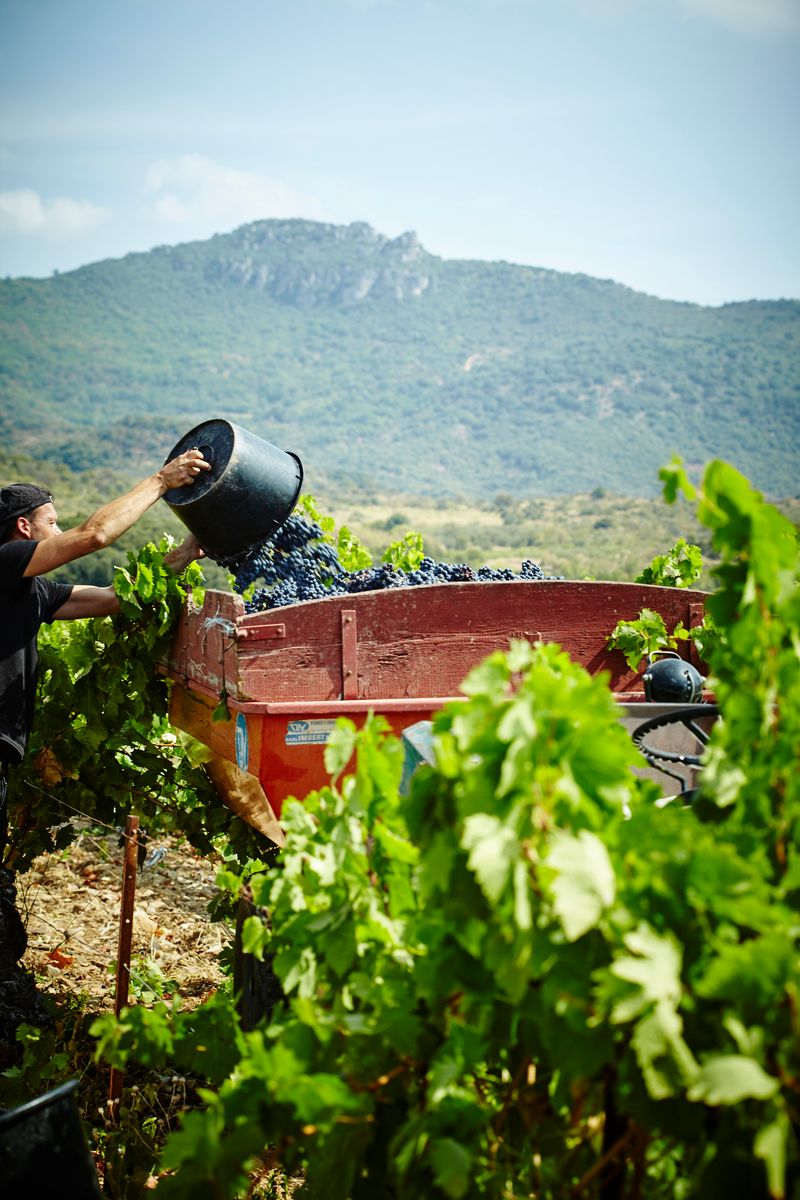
[1,219,797,498]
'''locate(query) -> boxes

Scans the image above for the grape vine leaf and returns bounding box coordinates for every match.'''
[431,1137,472,1199]
[546,830,615,941]
[687,1055,779,1105]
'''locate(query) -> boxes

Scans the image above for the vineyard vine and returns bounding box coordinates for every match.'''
[7,531,286,874]
[5,461,800,1199]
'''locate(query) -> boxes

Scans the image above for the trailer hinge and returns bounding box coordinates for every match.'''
[238,623,286,641]
[341,610,358,700]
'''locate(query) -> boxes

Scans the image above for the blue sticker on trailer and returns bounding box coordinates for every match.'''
[235,713,249,771]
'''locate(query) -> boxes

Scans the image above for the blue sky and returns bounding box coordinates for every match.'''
[0,0,798,304]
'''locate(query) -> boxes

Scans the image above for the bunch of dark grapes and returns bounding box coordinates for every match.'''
[213,513,562,613]
[344,563,406,593]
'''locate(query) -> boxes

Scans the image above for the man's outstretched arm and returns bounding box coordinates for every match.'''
[53,584,119,619]
[23,450,210,578]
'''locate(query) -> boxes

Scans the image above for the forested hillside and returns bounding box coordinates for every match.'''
[1,219,798,498]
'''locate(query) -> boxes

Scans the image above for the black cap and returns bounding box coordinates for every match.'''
[0,483,53,540]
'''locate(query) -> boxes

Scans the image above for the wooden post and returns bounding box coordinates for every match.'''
[108,815,139,1120]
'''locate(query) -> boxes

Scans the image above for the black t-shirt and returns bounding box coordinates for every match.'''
[0,542,73,764]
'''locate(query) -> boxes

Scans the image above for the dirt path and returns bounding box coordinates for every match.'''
[17,826,230,1009]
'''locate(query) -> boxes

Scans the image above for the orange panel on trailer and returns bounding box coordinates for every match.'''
[169,682,445,817]
[255,704,442,817]
[169,685,264,772]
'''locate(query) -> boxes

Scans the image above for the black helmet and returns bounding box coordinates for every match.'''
[641,651,704,703]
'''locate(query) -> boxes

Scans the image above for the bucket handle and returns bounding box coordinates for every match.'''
[197,443,216,468]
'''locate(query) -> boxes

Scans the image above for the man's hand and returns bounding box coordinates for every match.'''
[158,449,211,492]
[23,448,212,578]
[164,533,205,573]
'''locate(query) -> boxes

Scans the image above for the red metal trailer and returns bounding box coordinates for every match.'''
[159,580,708,839]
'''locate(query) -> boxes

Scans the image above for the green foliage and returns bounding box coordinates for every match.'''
[90,458,800,1198]
[635,537,703,587]
[335,526,373,572]
[8,446,798,591]
[609,535,707,668]
[126,956,180,1005]
[606,606,691,671]
[6,539,265,872]
[381,530,425,571]
[659,455,697,505]
[687,461,799,841]
[298,491,373,572]
[0,992,178,1198]
[2,221,798,500]
[2,1020,74,1106]
[297,493,336,538]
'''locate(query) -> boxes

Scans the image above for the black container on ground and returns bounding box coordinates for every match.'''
[163,419,304,560]
[0,1078,102,1197]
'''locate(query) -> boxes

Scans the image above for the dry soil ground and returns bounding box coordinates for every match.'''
[16,825,230,1010]
[10,829,299,1198]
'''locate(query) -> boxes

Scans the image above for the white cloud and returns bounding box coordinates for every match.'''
[676,0,800,36]
[0,189,109,235]
[143,155,325,227]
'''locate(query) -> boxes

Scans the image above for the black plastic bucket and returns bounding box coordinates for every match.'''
[163,419,304,560]
[0,1078,102,1196]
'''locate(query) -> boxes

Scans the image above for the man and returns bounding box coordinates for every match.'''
[0,448,210,848]
[0,449,211,1052]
